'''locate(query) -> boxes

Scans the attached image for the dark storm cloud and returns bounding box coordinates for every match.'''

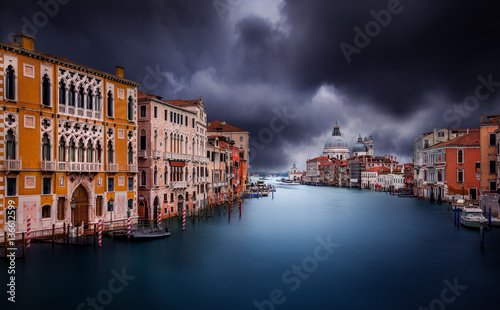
[1,0,499,171]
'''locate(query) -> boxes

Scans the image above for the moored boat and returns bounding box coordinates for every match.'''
[460,207,487,228]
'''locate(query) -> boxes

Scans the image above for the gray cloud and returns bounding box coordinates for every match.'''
[1,0,499,171]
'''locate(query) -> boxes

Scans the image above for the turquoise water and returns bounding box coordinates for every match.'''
[2,184,500,310]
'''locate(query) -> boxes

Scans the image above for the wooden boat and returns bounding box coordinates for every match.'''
[111,220,171,240]
[132,228,170,239]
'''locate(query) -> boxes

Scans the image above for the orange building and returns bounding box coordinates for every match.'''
[479,114,499,193]
[423,131,480,201]
[0,34,140,234]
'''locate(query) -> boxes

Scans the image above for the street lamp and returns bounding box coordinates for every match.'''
[70,198,76,226]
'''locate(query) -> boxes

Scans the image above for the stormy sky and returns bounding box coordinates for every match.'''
[1,0,500,172]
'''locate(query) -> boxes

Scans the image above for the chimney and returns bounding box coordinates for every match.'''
[115,66,124,78]
[13,33,35,51]
[480,114,484,123]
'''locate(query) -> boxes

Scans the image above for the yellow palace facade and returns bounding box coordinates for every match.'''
[0,34,140,233]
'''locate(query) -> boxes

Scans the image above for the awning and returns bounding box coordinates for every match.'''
[170,161,185,167]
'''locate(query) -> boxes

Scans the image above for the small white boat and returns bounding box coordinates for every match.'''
[460,207,487,228]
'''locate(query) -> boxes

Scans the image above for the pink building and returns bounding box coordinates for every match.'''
[137,92,208,220]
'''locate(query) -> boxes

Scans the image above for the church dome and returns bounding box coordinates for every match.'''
[352,135,368,153]
[324,135,349,148]
[324,122,349,149]
[352,143,368,153]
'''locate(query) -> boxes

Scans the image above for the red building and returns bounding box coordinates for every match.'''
[423,130,480,201]
[403,163,414,193]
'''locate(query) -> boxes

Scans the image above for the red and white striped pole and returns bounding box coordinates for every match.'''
[98,218,103,247]
[127,209,131,239]
[157,205,161,230]
[182,208,186,231]
[26,216,31,249]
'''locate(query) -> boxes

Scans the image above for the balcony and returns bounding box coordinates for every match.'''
[58,162,67,171]
[67,162,102,173]
[153,150,161,159]
[213,181,227,188]
[200,177,208,183]
[4,159,22,171]
[108,163,118,173]
[41,161,56,171]
[200,157,209,164]
[173,181,188,188]
[128,164,138,173]
[138,150,147,159]
[167,153,190,162]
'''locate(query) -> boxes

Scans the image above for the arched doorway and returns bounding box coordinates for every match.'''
[72,185,89,227]
[177,195,184,214]
[138,195,148,219]
[153,196,160,220]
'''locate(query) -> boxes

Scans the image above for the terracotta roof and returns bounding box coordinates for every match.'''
[138,91,202,107]
[363,167,391,173]
[480,115,500,125]
[429,131,480,148]
[453,128,479,133]
[138,91,163,100]
[208,120,247,132]
[163,99,202,107]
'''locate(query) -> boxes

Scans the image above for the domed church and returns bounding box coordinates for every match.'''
[352,134,374,157]
[323,122,351,160]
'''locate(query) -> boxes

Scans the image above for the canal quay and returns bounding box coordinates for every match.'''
[3,182,500,310]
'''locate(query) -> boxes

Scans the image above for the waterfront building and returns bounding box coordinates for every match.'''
[348,155,398,188]
[323,161,339,186]
[0,34,140,233]
[338,160,349,187]
[227,140,246,193]
[323,122,350,160]
[208,120,250,182]
[403,163,414,193]
[305,156,330,184]
[479,114,500,213]
[288,163,303,182]
[361,166,390,190]
[376,168,404,192]
[421,130,480,201]
[413,128,472,198]
[207,136,230,202]
[136,92,208,219]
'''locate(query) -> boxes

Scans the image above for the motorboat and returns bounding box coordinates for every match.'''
[460,207,487,228]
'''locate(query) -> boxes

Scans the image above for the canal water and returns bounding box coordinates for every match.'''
[2,183,500,310]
